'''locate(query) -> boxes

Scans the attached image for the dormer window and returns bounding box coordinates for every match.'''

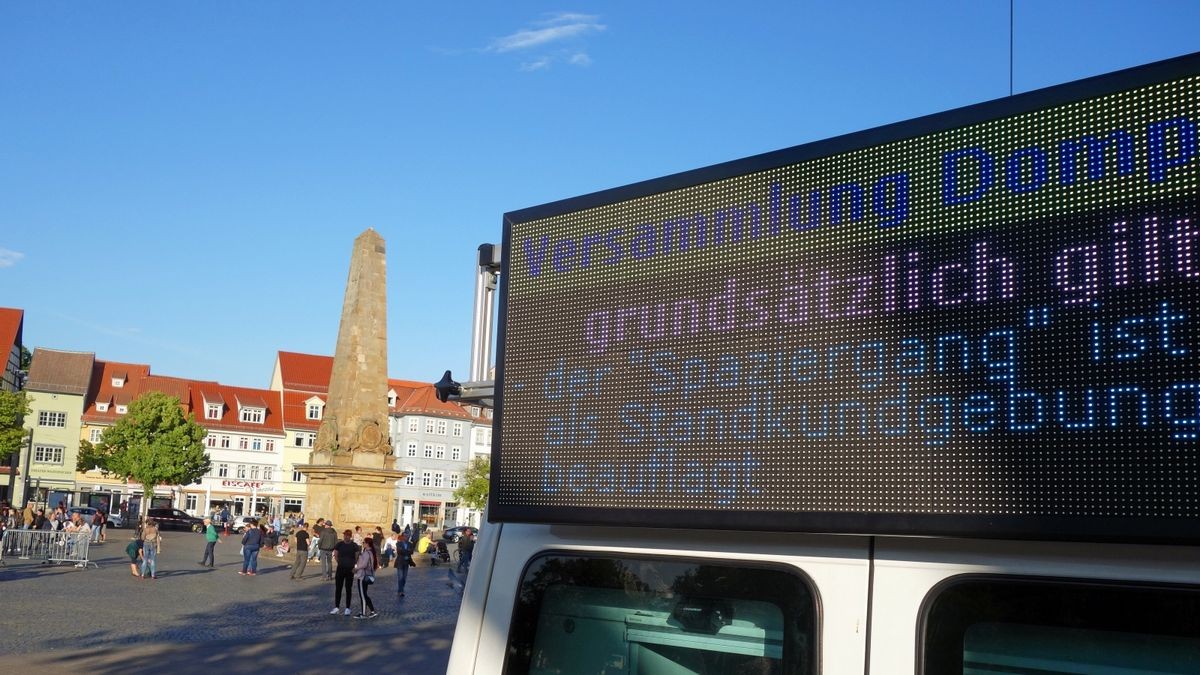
[115,405,128,415]
[111,371,127,388]
[387,389,397,407]
[206,404,222,420]
[97,402,110,413]
[305,397,325,421]
[240,407,265,424]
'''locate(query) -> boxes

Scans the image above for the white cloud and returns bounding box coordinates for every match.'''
[0,248,24,268]
[487,13,606,68]
[521,57,553,72]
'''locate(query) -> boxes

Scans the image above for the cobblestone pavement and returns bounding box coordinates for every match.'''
[0,529,467,673]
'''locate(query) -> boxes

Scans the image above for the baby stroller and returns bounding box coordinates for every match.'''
[431,540,451,566]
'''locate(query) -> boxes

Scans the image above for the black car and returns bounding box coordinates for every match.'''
[146,508,204,532]
[442,526,477,543]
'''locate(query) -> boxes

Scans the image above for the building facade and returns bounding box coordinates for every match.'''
[0,307,23,392]
[19,349,95,508]
[188,382,286,517]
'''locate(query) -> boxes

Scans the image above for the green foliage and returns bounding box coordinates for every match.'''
[453,456,491,511]
[19,346,32,371]
[92,391,210,516]
[0,390,31,463]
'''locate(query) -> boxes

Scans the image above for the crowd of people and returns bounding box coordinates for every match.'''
[119,510,476,620]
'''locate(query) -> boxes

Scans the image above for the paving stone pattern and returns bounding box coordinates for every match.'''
[0,529,466,673]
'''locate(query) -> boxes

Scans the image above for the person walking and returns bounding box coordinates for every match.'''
[329,529,360,616]
[199,517,220,567]
[353,536,380,619]
[220,505,231,536]
[291,523,310,580]
[317,520,337,580]
[239,518,262,576]
[140,519,161,579]
[395,532,412,597]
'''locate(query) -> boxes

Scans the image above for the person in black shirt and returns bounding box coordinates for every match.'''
[329,529,360,616]
[290,524,310,580]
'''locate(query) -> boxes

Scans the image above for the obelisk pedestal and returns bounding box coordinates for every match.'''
[296,229,406,534]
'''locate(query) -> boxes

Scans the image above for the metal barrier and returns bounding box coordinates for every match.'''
[0,529,98,569]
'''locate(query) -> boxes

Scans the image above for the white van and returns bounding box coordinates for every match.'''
[446,52,1200,674]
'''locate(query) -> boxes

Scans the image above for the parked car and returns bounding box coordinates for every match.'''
[146,508,204,532]
[107,511,125,528]
[231,515,259,534]
[66,506,99,524]
[442,526,477,543]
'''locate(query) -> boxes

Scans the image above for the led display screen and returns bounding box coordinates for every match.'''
[493,54,1200,542]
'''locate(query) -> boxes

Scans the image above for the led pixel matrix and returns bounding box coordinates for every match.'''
[494,54,1200,541]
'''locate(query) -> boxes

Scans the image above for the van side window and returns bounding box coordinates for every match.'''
[504,554,816,674]
[922,577,1200,673]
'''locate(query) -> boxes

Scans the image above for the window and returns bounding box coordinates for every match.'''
[387,391,396,406]
[115,405,127,415]
[424,444,434,459]
[425,419,436,434]
[220,435,231,449]
[468,406,479,416]
[484,409,492,419]
[451,446,462,461]
[434,471,444,487]
[296,432,316,448]
[452,422,464,437]
[240,407,264,424]
[265,439,275,452]
[206,404,221,420]
[89,428,103,443]
[263,467,273,481]
[238,437,249,450]
[185,494,198,510]
[236,465,247,479]
[206,435,217,448]
[283,498,303,513]
[435,444,446,459]
[450,473,459,489]
[96,402,109,413]
[250,466,260,479]
[404,470,415,487]
[408,418,420,433]
[218,463,229,478]
[33,445,64,464]
[421,471,431,487]
[308,403,322,420]
[505,555,815,674]
[251,437,262,450]
[112,376,124,388]
[407,442,417,457]
[292,470,302,482]
[922,577,1200,673]
[436,420,447,435]
[38,411,66,428]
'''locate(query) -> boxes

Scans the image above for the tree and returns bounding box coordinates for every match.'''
[84,391,210,519]
[19,346,32,371]
[0,390,30,464]
[453,456,491,511]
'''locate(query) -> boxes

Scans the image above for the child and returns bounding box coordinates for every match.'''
[276,536,290,557]
[125,537,143,577]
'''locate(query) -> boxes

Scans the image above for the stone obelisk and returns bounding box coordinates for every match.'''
[297,229,406,533]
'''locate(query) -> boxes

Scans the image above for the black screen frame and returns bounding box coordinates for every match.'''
[490,51,1200,545]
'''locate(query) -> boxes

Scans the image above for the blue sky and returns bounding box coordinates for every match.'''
[2,1,1199,388]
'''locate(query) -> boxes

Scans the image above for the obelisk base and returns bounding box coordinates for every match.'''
[297,464,406,534]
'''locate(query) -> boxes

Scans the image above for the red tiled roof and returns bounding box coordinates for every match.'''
[281,391,323,430]
[195,383,284,435]
[82,361,152,424]
[0,307,23,367]
[277,351,333,394]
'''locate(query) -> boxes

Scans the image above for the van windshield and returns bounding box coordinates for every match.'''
[505,554,815,675]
